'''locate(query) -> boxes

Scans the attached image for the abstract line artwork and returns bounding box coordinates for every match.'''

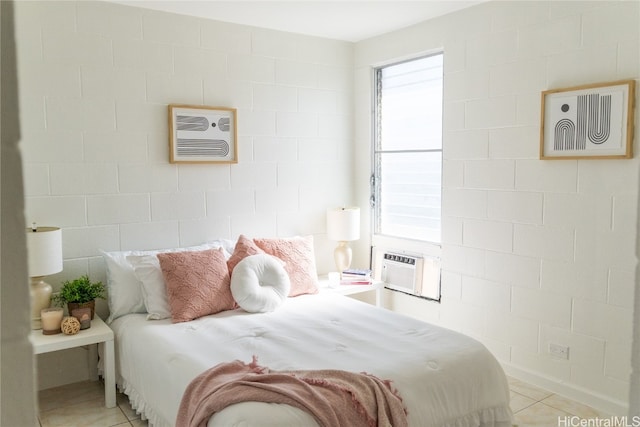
[169,105,238,164]
[553,94,611,151]
[540,80,635,159]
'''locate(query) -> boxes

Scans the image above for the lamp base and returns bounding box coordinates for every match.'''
[30,277,53,330]
[334,241,353,278]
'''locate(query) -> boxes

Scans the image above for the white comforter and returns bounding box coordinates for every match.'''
[112,293,512,427]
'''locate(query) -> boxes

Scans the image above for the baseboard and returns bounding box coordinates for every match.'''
[501,362,628,416]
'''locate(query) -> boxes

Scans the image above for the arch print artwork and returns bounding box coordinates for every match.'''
[540,80,635,159]
[169,105,238,164]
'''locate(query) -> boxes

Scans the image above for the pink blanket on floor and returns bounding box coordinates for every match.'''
[176,357,408,427]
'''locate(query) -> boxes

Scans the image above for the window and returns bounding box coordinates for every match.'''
[372,53,443,243]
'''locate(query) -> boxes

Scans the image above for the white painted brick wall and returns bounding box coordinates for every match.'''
[461,276,510,312]
[487,191,543,225]
[605,341,633,382]
[513,224,575,261]
[442,188,487,218]
[573,299,634,344]
[512,287,572,329]
[540,324,606,372]
[465,96,518,129]
[252,84,297,112]
[540,259,608,302]
[463,219,513,252]
[354,0,639,413]
[505,316,539,354]
[488,126,539,159]
[26,196,87,228]
[515,159,578,193]
[484,251,540,289]
[17,0,354,299]
[464,159,515,190]
[608,267,636,309]
[443,129,489,160]
[119,222,181,251]
[87,194,151,225]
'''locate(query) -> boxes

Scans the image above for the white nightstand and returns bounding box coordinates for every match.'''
[318,277,384,307]
[31,314,115,408]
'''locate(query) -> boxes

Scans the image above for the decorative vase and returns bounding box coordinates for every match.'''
[67,300,95,320]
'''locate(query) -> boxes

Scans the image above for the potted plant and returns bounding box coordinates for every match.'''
[52,275,106,320]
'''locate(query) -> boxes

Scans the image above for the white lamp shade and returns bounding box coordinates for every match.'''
[26,226,63,277]
[327,207,360,242]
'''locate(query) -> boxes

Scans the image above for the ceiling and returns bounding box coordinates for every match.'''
[110,0,484,42]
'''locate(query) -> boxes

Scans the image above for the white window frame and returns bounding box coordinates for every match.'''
[370,50,444,303]
[371,52,444,252]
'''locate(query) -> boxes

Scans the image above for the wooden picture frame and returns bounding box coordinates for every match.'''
[540,79,635,160]
[168,104,238,164]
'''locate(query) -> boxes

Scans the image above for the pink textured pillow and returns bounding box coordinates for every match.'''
[254,235,319,297]
[157,248,235,323]
[227,235,265,274]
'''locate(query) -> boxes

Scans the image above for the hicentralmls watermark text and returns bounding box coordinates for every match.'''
[558,416,640,427]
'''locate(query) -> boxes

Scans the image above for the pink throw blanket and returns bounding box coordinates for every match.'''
[176,357,408,427]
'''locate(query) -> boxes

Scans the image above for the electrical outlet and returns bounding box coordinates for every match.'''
[549,343,570,360]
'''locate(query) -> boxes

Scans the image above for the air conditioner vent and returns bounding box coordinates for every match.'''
[372,247,441,301]
[383,253,416,265]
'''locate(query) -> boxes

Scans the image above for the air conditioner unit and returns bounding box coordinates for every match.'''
[381,252,423,294]
[372,248,441,301]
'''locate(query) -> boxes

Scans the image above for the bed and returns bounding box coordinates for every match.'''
[103,236,513,427]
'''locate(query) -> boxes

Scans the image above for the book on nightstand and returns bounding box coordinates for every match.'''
[341,268,373,285]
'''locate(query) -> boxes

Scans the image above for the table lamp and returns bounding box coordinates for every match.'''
[326,207,360,277]
[26,224,63,329]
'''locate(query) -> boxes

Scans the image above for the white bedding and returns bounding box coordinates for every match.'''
[112,293,512,427]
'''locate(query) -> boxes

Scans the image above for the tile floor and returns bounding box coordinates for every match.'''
[38,381,146,427]
[508,376,608,426]
[37,377,607,427]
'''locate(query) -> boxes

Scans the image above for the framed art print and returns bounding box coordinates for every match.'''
[540,80,635,160]
[169,105,238,164]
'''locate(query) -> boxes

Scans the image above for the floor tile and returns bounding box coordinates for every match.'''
[117,391,140,421]
[38,380,104,413]
[39,396,128,427]
[508,377,554,401]
[511,390,536,413]
[514,402,572,426]
[541,394,607,418]
[38,378,604,427]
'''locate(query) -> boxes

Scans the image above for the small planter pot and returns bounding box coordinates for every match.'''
[67,300,95,320]
[71,307,92,330]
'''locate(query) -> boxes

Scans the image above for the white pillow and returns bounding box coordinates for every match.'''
[127,254,171,320]
[102,241,230,323]
[230,254,290,313]
[217,238,237,257]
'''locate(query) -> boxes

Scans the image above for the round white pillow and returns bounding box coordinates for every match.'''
[230,254,291,313]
